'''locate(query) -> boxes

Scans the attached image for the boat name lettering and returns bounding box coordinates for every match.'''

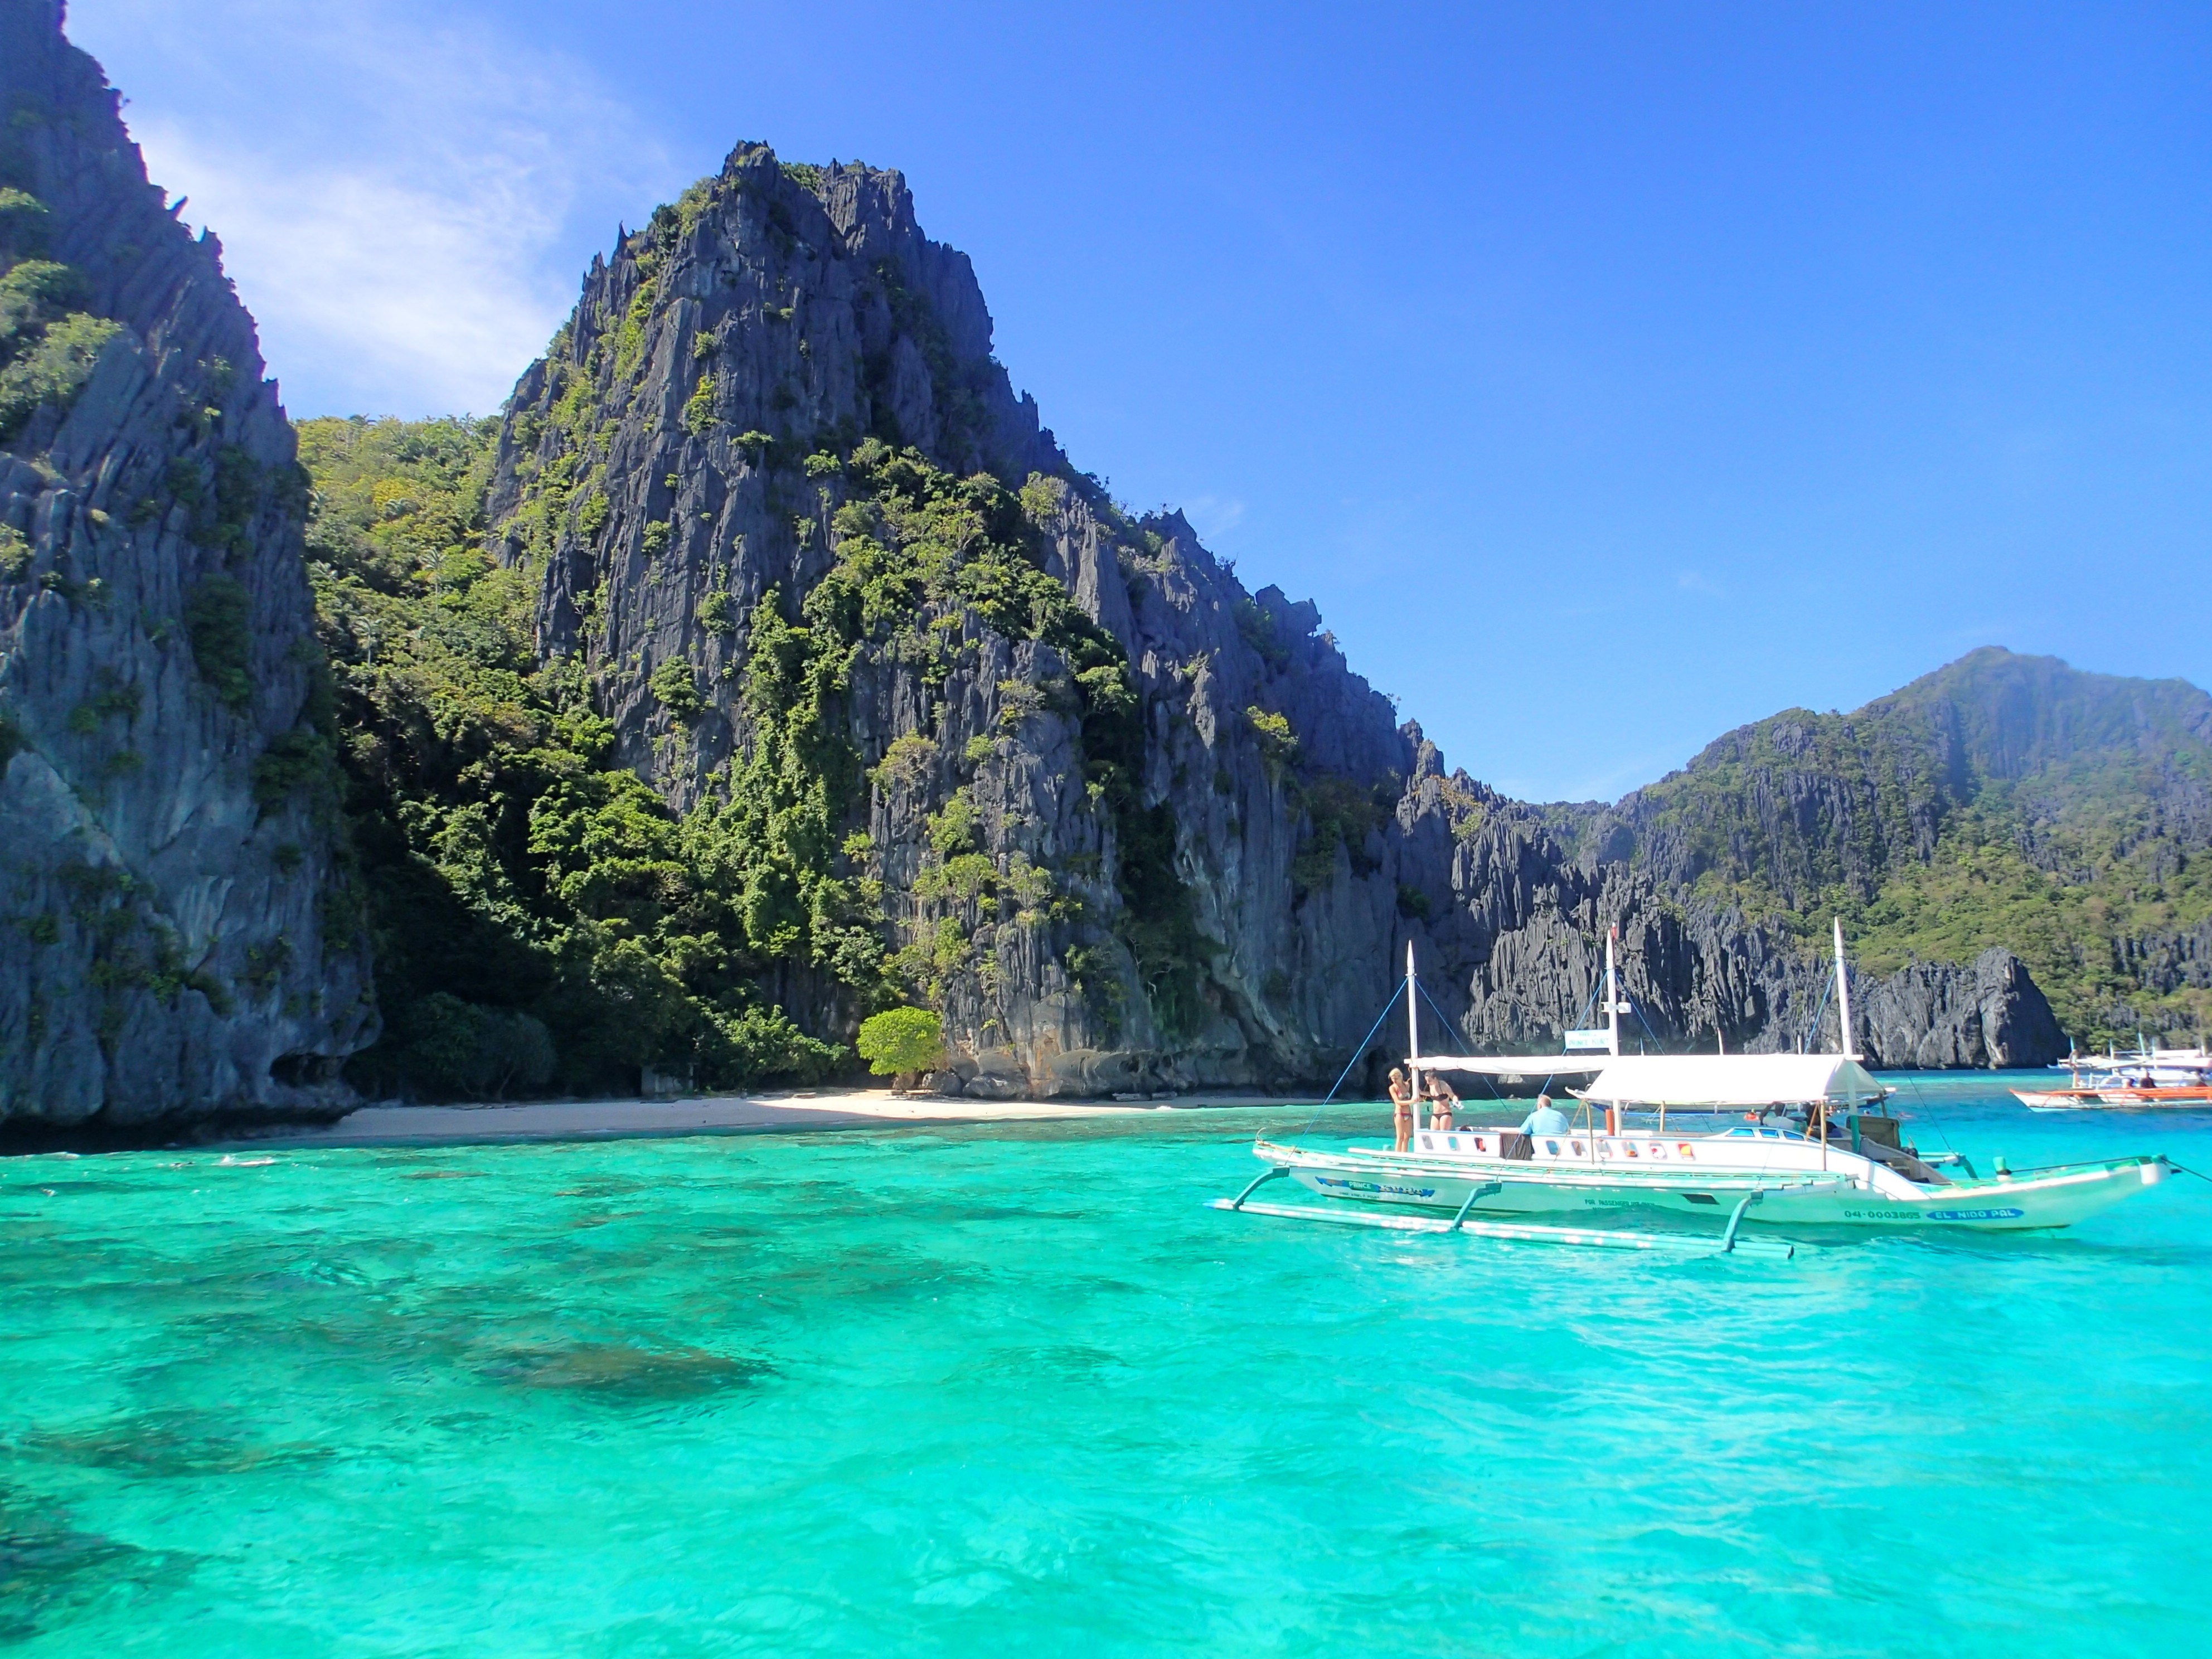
[1927,1207,2026,1222]
[1313,1175,1438,1199]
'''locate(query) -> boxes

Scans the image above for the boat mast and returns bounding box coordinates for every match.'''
[1405,939,1421,1106]
[1832,916,1855,1059]
[1827,915,1855,1173]
[1606,926,1622,1139]
[1606,927,1621,1058]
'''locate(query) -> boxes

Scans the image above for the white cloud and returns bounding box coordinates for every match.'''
[1494,746,1686,806]
[70,0,676,416]
[1675,568,1725,598]
[1180,493,1248,543]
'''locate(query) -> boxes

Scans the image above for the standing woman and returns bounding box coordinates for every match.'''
[1427,1074,1458,1132]
[1389,1068,1415,1152]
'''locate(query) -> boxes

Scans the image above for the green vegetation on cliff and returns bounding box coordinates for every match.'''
[302,415,843,1099]
[300,418,1199,1097]
[1561,649,2212,1044]
[0,188,120,439]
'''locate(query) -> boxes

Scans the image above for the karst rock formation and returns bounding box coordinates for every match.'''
[481,145,2061,1099]
[0,3,2077,1132]
[0,1,374,1131]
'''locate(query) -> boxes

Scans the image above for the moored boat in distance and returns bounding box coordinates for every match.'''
[2012,1043,2212,1112]
[1239,923,2175,1235]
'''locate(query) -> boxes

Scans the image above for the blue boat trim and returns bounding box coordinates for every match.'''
[1926,1207,2027,1221]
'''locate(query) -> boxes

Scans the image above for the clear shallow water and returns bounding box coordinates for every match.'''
[2,1074,2208,1656]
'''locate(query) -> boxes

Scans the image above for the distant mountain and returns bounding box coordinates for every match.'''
[1549,648,2212,1047]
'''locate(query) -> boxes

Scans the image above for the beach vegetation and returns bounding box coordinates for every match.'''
[856,1005,944,1087]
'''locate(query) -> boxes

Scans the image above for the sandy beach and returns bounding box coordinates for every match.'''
[235,1089,1322,1151]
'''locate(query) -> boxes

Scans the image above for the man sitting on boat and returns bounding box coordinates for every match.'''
[1519,1094,1569,1136]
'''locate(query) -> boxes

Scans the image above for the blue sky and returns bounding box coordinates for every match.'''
[69,1,2212,801]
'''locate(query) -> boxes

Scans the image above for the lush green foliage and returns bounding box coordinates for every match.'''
[299,414,846,1100]
[1292,774,1389,895]
[648,658,704,720]
[0,203,121,438]
[1246,706,1297,775]
[296,410,1216,1095]
[1569,649,2212,1044]
[856,1006,944,1077]
[183,576,254,709]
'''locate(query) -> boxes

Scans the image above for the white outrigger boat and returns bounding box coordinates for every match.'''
[1223,923,2175,1243]
[2012,1042,2212,1112]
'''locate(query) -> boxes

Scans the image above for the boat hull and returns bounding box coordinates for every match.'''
[1258,1138,2168,1232]
[2015,1086,2212,1112]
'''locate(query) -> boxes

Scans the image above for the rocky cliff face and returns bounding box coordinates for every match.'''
[0,6,2063,1127]
[0,1,374,1133]
[482,145,2058,1092]
[482,149,1434,1093]
[1374,773,2062,1073]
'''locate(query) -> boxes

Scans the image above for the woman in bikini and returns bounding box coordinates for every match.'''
[1389,1068,1415,1152]
[1425,1074,1458,1132]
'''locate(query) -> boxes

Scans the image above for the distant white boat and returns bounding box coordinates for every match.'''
[2014,1042,2212,1112]
[1235,923,2174,1235]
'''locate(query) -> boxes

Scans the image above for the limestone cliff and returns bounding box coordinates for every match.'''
[0,0,375,1132]
[483,147,2061,1092]
[1396,789,2064,1071]
[482,149,1428,1092]
[0,0,2069,1129]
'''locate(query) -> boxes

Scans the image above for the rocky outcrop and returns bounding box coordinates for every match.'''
[483,145,2063,1090]
[1854,948,2063,1068]
[482,148,1430,1092]
[0,1,375,1132]
[1374,774,2064,1076]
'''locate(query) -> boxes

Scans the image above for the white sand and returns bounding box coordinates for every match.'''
[243,1088,1220,1149]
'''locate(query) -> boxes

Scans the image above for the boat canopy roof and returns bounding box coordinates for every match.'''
[1578,1053,1885,1108]
[1412,1055,1611,1077]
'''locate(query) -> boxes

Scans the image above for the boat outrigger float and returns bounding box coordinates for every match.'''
[1217,922,2176,1254]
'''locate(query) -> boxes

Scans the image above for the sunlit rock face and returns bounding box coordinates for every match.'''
[0,2,375,1131]
[481,148,1426,1093]
[485,146,2062,1093]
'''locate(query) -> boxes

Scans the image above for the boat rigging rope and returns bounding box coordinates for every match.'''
[1293,982,1408,1145]
[2166,1161,2212,1187]
[1801,973,1834,1055]
[1890,1070,1959,1158]
[1413,979,1554,1103]
[1626,992,1666,1054]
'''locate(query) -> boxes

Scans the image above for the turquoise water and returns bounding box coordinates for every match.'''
[2,1074,2208,1656]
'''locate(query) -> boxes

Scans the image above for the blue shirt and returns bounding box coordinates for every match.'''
[1519,1103,1569,1135]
